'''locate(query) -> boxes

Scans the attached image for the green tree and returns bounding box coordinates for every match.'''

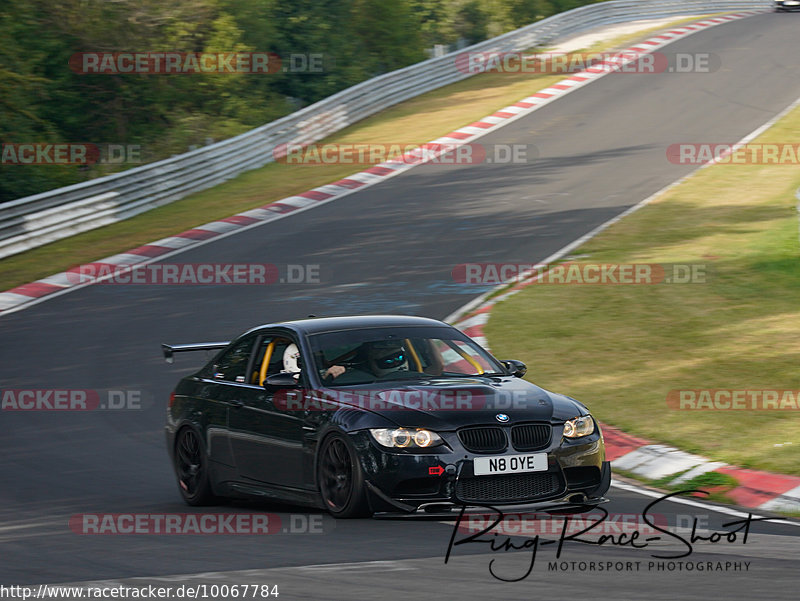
[353,0,425,75]
[0,0,602,202]
[451,0,490,46]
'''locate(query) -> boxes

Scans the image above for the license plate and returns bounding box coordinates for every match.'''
[473,453,547,476]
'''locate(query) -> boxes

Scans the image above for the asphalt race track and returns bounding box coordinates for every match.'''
[1,11,799,600]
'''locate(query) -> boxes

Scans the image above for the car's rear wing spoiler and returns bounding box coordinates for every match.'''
[161,342,230,363]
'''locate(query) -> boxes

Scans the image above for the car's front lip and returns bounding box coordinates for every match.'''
[370,495,611,519]
[352,427,605,511]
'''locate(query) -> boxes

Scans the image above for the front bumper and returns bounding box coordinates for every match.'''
[352,427,609,513]
[775,1,800,10]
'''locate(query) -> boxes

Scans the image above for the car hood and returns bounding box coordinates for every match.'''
[321,376,588,430]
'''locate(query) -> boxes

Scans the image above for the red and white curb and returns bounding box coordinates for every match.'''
[0,11,761,316]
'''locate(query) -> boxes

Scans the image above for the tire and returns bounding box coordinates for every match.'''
[317,432,370,518]
[174,427,218,506]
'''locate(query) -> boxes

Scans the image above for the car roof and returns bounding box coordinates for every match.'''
[252,315,449,336]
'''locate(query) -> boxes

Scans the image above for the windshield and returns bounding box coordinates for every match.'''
[307,326,504,386]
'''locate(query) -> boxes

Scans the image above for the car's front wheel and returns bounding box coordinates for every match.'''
[317,433,370,518]
[174,427,217,506]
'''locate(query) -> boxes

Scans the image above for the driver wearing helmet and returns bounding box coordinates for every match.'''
[364,341,408,377]
[323,340,409,382]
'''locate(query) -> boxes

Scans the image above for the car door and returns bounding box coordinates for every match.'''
[226,334,308,489]
[195,333,260,468]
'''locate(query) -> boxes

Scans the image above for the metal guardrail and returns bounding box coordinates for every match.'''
[0,0,772,259]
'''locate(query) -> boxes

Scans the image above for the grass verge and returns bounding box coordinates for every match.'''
[0,14,712,291]
[485,102,800,476]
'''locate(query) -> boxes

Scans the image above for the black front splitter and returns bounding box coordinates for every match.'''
[372,496,609,520]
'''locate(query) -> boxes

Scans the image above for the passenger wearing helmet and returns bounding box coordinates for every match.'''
[281,343,302,381]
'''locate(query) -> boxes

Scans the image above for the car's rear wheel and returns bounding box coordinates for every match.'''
[174,427,217,506]
[317,433,370,518]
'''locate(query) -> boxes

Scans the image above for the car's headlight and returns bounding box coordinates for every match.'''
[369,428,443,449]
[563,415,595,438]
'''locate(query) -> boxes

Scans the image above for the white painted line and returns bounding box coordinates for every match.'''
[293,560,414,573]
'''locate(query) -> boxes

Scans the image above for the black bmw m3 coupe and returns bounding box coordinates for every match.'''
[164,315,610,518]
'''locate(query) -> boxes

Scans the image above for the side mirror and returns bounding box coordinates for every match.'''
[263,372,300,389]
[501,360,527,378]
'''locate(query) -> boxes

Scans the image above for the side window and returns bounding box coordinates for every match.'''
[213,336,256,382]
[249,336,299,385]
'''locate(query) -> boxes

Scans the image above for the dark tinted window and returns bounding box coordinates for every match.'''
[212,335,256,382]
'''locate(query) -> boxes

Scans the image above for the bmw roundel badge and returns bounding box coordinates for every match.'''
[495,413,510,423]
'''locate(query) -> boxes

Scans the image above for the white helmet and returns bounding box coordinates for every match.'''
[282,343,302,374]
